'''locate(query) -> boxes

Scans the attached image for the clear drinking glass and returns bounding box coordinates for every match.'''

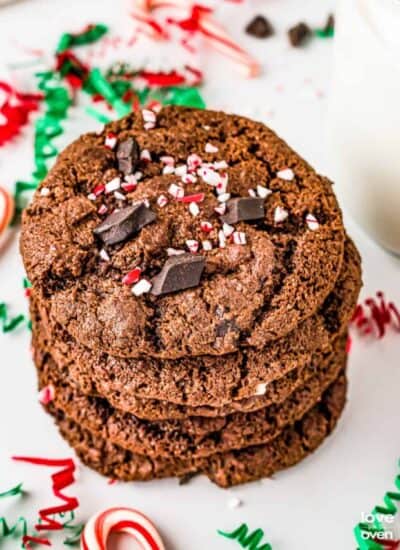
[327,0,400,254]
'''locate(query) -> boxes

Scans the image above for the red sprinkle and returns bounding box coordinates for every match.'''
[180,193,205,204]
[122,267,142,285]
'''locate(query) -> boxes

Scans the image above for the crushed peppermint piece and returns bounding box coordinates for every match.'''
[182,173,197,184]
[38,384,55,405]
[248,189,257,198]
[175,165,188,177]
[105,132,117,149]
[181,193,205,204]
[87,193,96,201]
[114,191,126,201]
[132,279,152,296]
[274,206,289,223]
[140,149,152,162]
[99,248,110,262]
[203,125,211,130]
[157,194,169,208]
[213,160,228,170]
[186,239,199,253]
[142,109,156,123]
[202,240,213,251]
[218,230,227,248]
[222,222,235,237]
[215,204,226,216]
[255,382,267,395]
[189,202,200,217]
[187,154,202,171]
[167,248,185,256]
[105,177,121,193]
[277,168,295,181]
[144,121,155,131]
[205,142,219,153]
[216,174,228,195]
[122,176,137,193]
[93,184,105,196]
[40,187,50,197]
[257,185,272,198]
[168,183,185,200]
[306,213,319,231]
[227,497,242,509]
[198,167,220,186]
[98,204,108,215]
[163,165,175,175]
[122,267,142,285]
[218,192,231,203]
[160,155,175,166]
[233,231,247,245]
[200,221,213,233]
[134,171,143,181]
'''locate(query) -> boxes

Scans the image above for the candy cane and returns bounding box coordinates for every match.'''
[131,0,261,77]
[0,186,14,238]
[81,507,166,550]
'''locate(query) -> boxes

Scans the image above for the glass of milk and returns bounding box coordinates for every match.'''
[327,0,400,254]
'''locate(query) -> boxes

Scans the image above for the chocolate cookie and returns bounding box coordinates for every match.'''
[47,371,347,487]
[21,106,346,359]
[35,346,347,460]
[31,237,360,410]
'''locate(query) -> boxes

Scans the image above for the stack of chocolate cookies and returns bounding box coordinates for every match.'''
[21,106,361,487]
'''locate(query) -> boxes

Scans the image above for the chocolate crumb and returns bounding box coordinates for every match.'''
[288,22,312,47]
[246,15,274,39]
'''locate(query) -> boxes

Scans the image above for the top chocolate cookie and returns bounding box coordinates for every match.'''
[21,106,345,359]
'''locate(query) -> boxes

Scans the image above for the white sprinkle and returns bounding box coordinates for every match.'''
[157,194,168,208]
[189,202,200,217]
[182,173,197,184]
[214,204,226,216]
[255,382,267,395]
[40,187,50,197]
[205,142,219,153]
[105,134,117,149]
[213,160,228,170]
[114,191,126,201]
[198,167,220,186]
[306,213,319,231]
[175,165,187,177]
[168,183,184,200]
[218,230,226,248]
[132,279,152,296]
[202,240,213,251]
[228,497,242,509]
[140,149,152,162]
[200,221,213,233]
[222,222,234,237]
[167,248,185,256]
[160,155,175,166]
[99,248,110,262]
[257,185,272,199]
[98,204,108,215]
[277,168,295,181]
[163,165,175,175]
[187,154,202,171]
[274,206,289,223]
[87,193,97,201]
[248,189,257,198]
[218,193,231,203]
[105,177,121,193]
[186,239,199,253]
[233,231,246,245]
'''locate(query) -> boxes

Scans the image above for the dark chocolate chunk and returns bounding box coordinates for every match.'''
[221,197,265,225]
[151,253,205,296]
[288,22,312,47]
[116,137,140,176]
[93,202,156,246]
[246,15,274,39]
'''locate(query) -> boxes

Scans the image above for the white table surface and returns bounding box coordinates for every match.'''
[0,1,399,549]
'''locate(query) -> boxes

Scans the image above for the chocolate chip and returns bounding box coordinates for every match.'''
[246,15,274,39]
[221,197,265,225]
[93,202,156,246]
[288,22,312,47]
[116,137,140,176]
[151,253,205,296]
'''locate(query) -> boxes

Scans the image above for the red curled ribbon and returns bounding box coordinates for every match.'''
[0,82,42,147]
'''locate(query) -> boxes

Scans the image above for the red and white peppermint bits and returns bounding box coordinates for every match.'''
[277,168,295,181]
[80,507,166,550]
[205,142,218,153]
[105,132,117,150]
[306,213,319,231]
[274,206,289,224]
[186,239,199,253]
[38,384,55,405]
[0,186,14,238]
[168,183,184,200]
[200,221,213,233]
[122,267,142,285]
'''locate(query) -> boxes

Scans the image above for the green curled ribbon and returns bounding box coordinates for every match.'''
[218,523,273,550]
[0,303,25,333]
[56,23,108,53]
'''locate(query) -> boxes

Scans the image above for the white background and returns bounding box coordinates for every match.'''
[0,1,399,549]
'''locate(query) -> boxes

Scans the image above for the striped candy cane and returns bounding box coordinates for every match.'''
[0,186,14,238]
[81,507,166,550]
[131,0,260,77]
